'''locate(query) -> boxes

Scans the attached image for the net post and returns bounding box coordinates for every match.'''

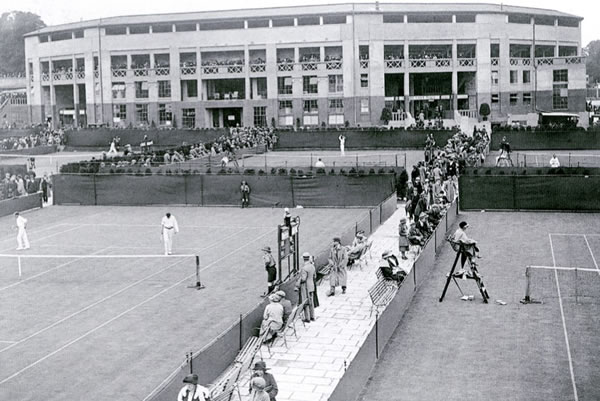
[575,267,578,304]
[188,255,205,290]
[523,266,531,303]
[18,256,22,277]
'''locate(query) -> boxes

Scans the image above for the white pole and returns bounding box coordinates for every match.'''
[18,256,22,277]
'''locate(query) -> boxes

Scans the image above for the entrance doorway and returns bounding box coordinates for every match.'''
[210,108,243,128]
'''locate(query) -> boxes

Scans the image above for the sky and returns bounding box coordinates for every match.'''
[6,0,600,45]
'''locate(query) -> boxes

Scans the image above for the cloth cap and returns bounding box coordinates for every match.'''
[183,374,198,385]
[262,246,271,253]
[252,361,269,371]
[269,293,281,302]
[333,237,341,243]
[275,290,286,298]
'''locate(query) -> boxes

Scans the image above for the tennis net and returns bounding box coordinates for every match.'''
[522,265,600,304]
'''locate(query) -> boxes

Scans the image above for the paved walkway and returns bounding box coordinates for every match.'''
[240,204,412,401]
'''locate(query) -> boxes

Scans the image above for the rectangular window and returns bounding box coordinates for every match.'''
[135,104,148,124]
[182,108,196,128]
[279,100,293,114]
[510,93,518,105]
[522,70,531,84]
[186,80,198,98]
[508,14,531,24]
[158,104,172,125]
[328,98,344,111]
[278,76,293,95]
[491,93,499,104]
[158,80,171,98]
[553,83,568,110]
[360,73,369,88]
[111,82,126,99]
[360,99,369,114]
[328,114,344,125]
[254,106,267,127]
[135,81,149,98]
[523,92,532,104]
[553,69,568,83]
[303,76,318,94]
[113,104,126,121]
[510,70,518,84]
[278,115,294,126]
[303,99,318,113]
[491,71,499,85]
[328,75,343,93]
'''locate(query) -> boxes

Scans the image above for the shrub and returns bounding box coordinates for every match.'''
[135,169,143,176]
[192,169,200,175]
[278,168,287,175]
[369,168,376,174]
[340,168,347,175]
[305,171,314,177]
[380,107,393,124]
[244,169,256,175]
[297,170,304,176]
[258,169,265,175]
[218,168,227,174]
[378,168,386,174]
[116,168,124,174]
[349,167,357,175]
[289,168,297,175]
[109,169,115,174]
[270,167,277,175]
[155,169,163,175]
[227,168,234,174]
[329,168,336,175]
[165,169,172,175]
[145,168,152,175]
[316,168,326,175]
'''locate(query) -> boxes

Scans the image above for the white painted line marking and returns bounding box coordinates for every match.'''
[583,235,600,276]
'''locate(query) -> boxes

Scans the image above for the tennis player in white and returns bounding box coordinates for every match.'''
[14,212,30,250]
[161,212,179,255]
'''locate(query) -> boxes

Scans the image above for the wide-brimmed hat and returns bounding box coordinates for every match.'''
[261,246,271,253]
[302,252,311,259]
[183,374,198,385]
[333,237,341,243]
[381,250,392,258]
[252,361,270,371]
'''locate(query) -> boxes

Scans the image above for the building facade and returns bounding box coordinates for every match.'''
[24,3,586,128]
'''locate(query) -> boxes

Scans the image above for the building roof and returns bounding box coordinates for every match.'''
[25,2,583,37]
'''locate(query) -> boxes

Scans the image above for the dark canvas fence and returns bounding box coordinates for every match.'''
[65,128,228,148]
[0,192,42,217]
[54,174,396,208]
[490,130,600,150]
[459,170,600,211]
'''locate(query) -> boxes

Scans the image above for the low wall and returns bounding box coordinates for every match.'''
[0,192,42,217]
[329,201,460,401]
[148,194,398,401]
[65,128,228,148]
[53,174,396,208]
[0,128,39,138]
[459,168,600,211]
[274,129,456,150]
[0,145,57,155]
[490,130,600,150]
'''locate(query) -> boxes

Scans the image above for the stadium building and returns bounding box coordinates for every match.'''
[23,3,586,129]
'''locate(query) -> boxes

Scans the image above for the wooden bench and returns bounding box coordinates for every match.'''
[209,364,242,401]
[368,277,398,317]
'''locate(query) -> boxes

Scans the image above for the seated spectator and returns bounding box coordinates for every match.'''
[549,154,560,168]
[172,150,185,163]
[315,158,325,168]
[163,151,171,164]
[378,250,407,284]
[347,231,367,263]
[416,212,433,237]
[259,293,284,343]
[408,222,425,247]
[275,290,293,324]
[427,204,443,226]
[451,221,480,272]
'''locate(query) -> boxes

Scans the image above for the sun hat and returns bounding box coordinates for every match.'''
[183,374,198,385]
[381,250,391,258]
[275,290,286,298]
[262,246,271,253]
[252,361,270,371]
[268,293,281,302]
[302,252,311,259]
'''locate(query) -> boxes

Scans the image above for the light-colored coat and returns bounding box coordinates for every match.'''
[328,245,348,287]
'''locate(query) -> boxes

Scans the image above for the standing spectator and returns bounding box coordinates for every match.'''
[549,154,560,168]
[160,212,179,255]
[315,158,326,168]
[249,377,270,401]
[249,361,278,401]
[261,246,277,296]
[442,177,456,203]
[327,237,348,296]
[14,212,30,250]
[410,165,420,185]
[39,174,51,204]
[398,217,409,260]
[176,374,210,401]
[296,252,316,322]
[107,138,118,155]
[338,134,346,156]
[240,180,251,208]
[16,175,26,196]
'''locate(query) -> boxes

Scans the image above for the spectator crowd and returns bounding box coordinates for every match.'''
[0,128,65,151]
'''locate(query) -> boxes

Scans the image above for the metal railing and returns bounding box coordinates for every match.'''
[250,64,266,73]
[180,66,197,75]
[385,59,404,69]
[301,61,318,71]
[360,60,369,69]
[325,60,342,70]
[458,58,476,67]
[277,63,294,72]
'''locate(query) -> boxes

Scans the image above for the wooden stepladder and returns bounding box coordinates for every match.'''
[439,239,490,303]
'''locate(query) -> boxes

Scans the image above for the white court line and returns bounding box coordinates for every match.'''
[528,265,599,272]
[0,227,275,385]
[0,254,197,259]
[0,225,84,253]
[60,223,274,229]
[583,235,600,276]
[0,340,17,344]
[0,247,110,293]
[549,234,579,401]
[550,233,600,237]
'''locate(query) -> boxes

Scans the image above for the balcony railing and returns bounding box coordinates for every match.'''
[409,58,452,68]
[112,68,127,78]
[52,72,73,81]
[536,57,554,66]
[491,58,499,66]
[227,65,243,73]
[278,62,294,72]
[565,56,584,65]
[360,60,369,69]
[385,59,404,69]
[392,112,406,121]
[536,56,585,67]
[203,66,219,74]
[180,66,197,75]
[41,73,50,82]
[301,61,318,71]
[458,58,476,67]
[459,109,478,119]
[325,60,342,70]
[94,70,99,79]
[154,67,170,76]
[133,68,149,77]
[250,64,266,73]
[202,65,244,74]
[510,58,532,66]
[76,71,85,79]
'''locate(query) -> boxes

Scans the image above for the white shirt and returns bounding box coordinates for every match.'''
[315,161,325,168]
[161,215,179,233]
[177,384,210,401]
[549,157,560,168]
[16,216,27,230]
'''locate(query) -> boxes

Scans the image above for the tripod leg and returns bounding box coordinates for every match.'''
[440,251,461,302]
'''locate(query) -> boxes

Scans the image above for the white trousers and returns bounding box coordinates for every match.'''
[17,229,30,249]
[163,229,174,254]
[340,144,345,156]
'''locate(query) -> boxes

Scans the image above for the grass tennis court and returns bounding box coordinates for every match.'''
[360,211,600,401]
[0,205,368,401]
[485,150,600,168]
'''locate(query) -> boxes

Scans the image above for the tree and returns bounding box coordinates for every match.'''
[380,107,393,124]
[584,40,600,86]
[479,103,490,121]
[0,11,46,75]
